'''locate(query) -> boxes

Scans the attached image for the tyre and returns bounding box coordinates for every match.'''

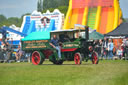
[92,51,99,64]
[32,51,44,65]
[53,60,63,65]
[74,52,82,65]
[52,55,64,65]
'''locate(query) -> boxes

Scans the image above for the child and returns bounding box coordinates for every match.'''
[116,46,123,59]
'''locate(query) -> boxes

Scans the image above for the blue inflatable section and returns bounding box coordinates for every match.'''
[2,26,27,37]
[8,40,20,45]
[0,40,20,45]
[27,20,36,35]
[22,16,31,34]
[21,17,56,35]
[42,19,56,32]
[47,19,56,31]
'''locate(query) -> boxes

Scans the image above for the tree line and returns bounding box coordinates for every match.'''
[0,15,22,27]
[0,13,30,28]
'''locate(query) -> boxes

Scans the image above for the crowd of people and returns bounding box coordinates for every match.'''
[0,38,13,63]
[0,38,30,63]
[93,37,128,60]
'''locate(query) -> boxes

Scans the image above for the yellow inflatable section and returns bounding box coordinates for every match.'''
[63,0,123,34]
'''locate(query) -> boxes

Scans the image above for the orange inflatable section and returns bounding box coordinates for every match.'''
[99,7,108,34]
[77,8,84,24]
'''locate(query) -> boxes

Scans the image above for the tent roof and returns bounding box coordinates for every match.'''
[105,22,128,37]
[89,31,104,40]
[21,32,50,41]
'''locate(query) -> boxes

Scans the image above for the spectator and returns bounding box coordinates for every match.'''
[93,40,102,58]
[116,46,123,59]
[1,42,7,61]
[101,37,108,60]
[93,40,99,52]
[15,45,24,62]
[25,52,31,63]
[108,39,114,60]
[1,38,13,62]
[121,42,125,58]
[123,38,128,60]
[98,39,103,59]
[0,46,4,60]
[4,41,13,62]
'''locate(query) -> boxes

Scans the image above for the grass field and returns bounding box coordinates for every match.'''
[0,60,128,85]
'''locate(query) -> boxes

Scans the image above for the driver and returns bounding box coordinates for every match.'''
[50,35,61,59]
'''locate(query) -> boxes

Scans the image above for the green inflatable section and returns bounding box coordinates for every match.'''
[22,32,50,41]
[87,8,97,29]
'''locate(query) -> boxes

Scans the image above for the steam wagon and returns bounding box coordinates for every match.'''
[21,25,99,65]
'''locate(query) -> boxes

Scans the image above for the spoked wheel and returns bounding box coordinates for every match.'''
[32,51,44,65]
[74,52,82,65]
[92,52,99,64]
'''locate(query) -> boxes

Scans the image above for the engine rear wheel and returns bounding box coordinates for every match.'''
[32,51,44,65]
[74,52,82,65]
[92,52,99,64]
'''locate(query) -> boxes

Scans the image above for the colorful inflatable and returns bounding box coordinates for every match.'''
[21,9,64,35]
[63,0,123,34]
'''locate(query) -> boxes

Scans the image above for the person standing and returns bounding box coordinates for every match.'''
[98,39,103,59]
[121,40,125,58]
[124,38,128,60]
[93,40,102,58]
[93,40,99,52]
[0,46,4,60]
[15,45,24,62]
[1,42,7,61]
[50,35,61,59]
[5,41,13,62]
[101,37,108,60]
[108,39,114,60]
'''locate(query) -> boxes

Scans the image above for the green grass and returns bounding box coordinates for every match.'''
[0,60,128,85]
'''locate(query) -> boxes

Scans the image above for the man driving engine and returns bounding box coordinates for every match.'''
[50,35,61,59]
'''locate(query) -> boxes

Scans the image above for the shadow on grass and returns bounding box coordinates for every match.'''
[40,63,93,66]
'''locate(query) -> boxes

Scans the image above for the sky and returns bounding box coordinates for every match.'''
[0,0,38,18]
[0,0,128,18]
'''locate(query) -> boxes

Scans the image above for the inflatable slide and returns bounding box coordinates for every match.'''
[64,0,123,34]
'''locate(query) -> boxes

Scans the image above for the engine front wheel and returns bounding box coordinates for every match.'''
[92,52,99,64]
[32,51,44,65]
[74,52,82,65]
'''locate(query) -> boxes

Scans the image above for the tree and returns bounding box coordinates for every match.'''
[43,0,69,10]
[42,0,69,15]
[0,15,7,23]
[0,15,7,27]
[7,17,21,27]
[37,0,43,12]
[58,6,68,15]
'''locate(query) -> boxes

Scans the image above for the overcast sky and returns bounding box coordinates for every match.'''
[0,0,128,18]
[0,0,38,18]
